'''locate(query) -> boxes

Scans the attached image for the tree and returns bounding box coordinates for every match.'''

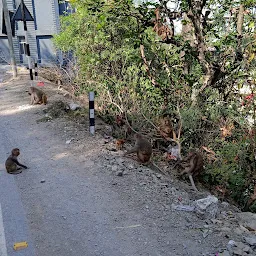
[54,0,256,211]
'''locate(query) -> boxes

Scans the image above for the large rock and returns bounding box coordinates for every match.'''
[68,102,81,111]
[193,195,218,219]
[218,250,230,256]
[243,234,256,247]
[227,240,252,255]
[237,212,256,231]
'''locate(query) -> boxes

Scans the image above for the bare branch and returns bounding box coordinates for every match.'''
[140,44,159,87]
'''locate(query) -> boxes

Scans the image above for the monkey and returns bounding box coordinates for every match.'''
[124,134,152,163]
[116,139,125,150]
[124,133,169,177]
[115,113,132,138]
[28,87,47,105]
[5,148,28,174]
[179,151,204,191]
[29,87,47,105]
[158,116,175,141]
[116,114,126,127]
[123,124,132,139]
[153,8,174,43]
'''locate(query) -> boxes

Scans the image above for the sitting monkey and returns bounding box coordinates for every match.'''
[5,148,28,174]
[179,151,204,191]
[158,116,174,141]
[124,134,152,163]
[28,87,47,105]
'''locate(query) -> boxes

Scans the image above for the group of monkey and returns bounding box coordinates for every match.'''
[123,132,203,191]
[5,87,47,175]
[5,87,202,191]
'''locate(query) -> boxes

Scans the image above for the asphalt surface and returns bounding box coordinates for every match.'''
[0,70,168,256]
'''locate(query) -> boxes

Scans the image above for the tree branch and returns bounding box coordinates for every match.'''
[140,44,159,87]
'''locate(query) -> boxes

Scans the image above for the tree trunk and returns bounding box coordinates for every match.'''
[237,4,244,37]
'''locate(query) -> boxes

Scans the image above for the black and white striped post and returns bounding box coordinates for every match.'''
[34,61,38,80]
[89,92,95,135]
[20,0,33,81]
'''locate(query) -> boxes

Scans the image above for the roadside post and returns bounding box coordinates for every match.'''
[12,0,34,82]
[89,92,95,135]
[34,61,38,80]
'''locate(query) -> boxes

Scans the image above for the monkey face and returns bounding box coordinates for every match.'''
[12,148,20,156]
[134,134,143,140]
[29,87,34,93]
[163,127,172,133]
[188,151,197,158]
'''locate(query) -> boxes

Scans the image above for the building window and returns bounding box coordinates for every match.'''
[58,0,73,15]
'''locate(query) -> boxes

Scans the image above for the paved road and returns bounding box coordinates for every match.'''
[0,73,166,256]
[0,70,36,256]
[0,173,36,256]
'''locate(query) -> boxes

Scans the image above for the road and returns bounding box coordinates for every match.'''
[0,76,159,256]
[0,69,229,256]
[0,71,169,256]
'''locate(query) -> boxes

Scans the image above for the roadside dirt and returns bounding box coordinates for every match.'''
[0,68,255,256]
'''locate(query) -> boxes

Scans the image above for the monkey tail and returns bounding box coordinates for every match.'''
[188,174,198,191]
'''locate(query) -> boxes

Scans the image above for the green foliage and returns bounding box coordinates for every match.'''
[203,136,255,207]
[53,0,256,212]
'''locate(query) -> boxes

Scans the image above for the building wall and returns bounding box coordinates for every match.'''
[0,1,11,63]
[33,0,60,65]
[0,0,61,66]
[0,37,10,63]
